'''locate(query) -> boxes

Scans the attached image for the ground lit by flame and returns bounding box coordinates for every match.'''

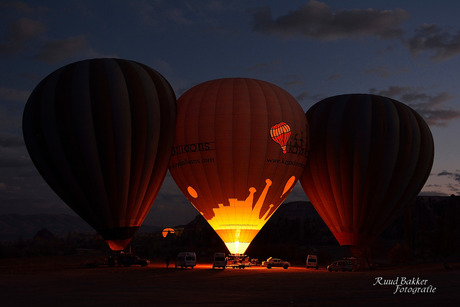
[187,177,295,254]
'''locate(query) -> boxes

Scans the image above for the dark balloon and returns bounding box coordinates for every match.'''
[300,94,434,249]
[169,78,308,254]
[23,58,176,251]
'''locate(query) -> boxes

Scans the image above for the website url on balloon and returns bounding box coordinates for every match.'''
[266,158,305,168]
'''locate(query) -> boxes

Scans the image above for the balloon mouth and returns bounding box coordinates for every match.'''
[334,232,375,247]
[224,241,250,255]
[99,226,140,251]
[106,239,132,251]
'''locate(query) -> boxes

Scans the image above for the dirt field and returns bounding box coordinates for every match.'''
[1,255,459,306]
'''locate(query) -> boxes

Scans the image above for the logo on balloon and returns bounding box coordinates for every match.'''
[270,122,291,154]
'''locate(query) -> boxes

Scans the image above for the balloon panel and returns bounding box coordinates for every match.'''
[23,58,176,250]
[300,94,434,247]
[169,78,308,254]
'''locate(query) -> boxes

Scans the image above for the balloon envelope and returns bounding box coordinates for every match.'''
[23,58,176,251]
[169,78,308,254]
[300,94,434,248]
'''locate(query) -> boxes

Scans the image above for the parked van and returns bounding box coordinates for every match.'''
[212,252,227,269]
[175,252,196,269]
[306,255,318,269]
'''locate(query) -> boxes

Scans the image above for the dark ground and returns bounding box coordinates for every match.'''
[0,255,459,306]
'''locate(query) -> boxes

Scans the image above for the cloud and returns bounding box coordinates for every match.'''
[296,90,324,102]
[0,144,29,168]
[438,170,460,184]
[327,73,342,80]
[438,171,452,177]
[34,35,87,62]
[365,65,408,78]
[136,0,235,29]
[0,103,23,134]
[33,34,100,64]
[418,190,449,197]
[0,17,46,54]
[165,7,194,25]
[408,23,460,61]
[283,74,304,87]
[0,87,30,102]
[250,1,409,40]
[0,133,24,148]
[0,4,109,63]
[296,91,309,102]
[136,1,196,26]
[370,86,460,126]
[0,1,33,13]
[248,2,460,61]
[245,59,281,74]
[0,156,29,168]
[421,170,460,196]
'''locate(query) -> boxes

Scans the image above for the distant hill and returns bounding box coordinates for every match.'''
[0,201,322,242]
[174,196,460,251]
[0,214,163,241]
[0,214,93,241]
[271,200,320,220]
[1,196,457,245]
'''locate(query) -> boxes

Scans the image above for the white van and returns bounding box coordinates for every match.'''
[212,252,227,269]
[175,252,196,269]
[306,255,318,269]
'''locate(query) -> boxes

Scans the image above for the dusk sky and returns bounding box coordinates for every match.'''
[1,1,460,227]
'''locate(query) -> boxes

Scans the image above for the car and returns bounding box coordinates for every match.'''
[326,259,360,272]
[116,253,150,267]
[262,257,290,269]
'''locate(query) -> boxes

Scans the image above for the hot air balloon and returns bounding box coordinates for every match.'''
[162,228,175,238]
[169,78,308,255]
[300,94,434,258]
[23,58,176,251]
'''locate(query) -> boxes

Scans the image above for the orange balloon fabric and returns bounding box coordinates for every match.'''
[169,78,308,254]
[23,58,176,251]
[300,94,434,247]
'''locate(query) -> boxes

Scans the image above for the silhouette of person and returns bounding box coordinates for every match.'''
[166,257,170,268]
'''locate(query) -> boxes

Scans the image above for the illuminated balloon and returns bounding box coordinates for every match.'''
[23,58,176,251]
[270,122,291,153]
[169,78,308,255]
[300,94,434,251]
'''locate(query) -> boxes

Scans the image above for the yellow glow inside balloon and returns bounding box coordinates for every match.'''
[190,179,276,255]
